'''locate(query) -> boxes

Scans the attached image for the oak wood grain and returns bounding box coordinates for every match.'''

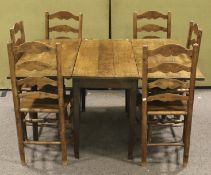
[147,93,189,102]
[49,25,79,33]
[15,39,204,80]
[136,11,168,19]
[15,39,81,77]
[148,79,189,89]
[17,77,57,89]
[18,91,58,99]
[131,39,204,80]
[137,24,167,32]
[73,39,139,78]
[49,11,80,20]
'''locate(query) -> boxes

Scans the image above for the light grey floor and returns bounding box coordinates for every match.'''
[0,90,211,175]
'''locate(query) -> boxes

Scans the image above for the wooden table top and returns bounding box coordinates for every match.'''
[15,38,205,80]
[73,39,139,79]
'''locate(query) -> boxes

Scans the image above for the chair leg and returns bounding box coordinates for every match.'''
[141,112,148,165]
[29,112,38,141]
[59,109,68,165]
[65,108,68,120]
[147,124,151,143]
[182,115,187,143]
[81,89,86,112]
[30,86,39,141]
[21,113,27,141]
[183,114,192,166]
[15,110,26,165]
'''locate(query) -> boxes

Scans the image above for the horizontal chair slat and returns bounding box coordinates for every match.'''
[24,140,61,145]
[149,123,184,127]
[50,25,79,33]
[13,41,55,53]
[138,24,167,32]
[148,79,189,89]
[19,91,58,99]
[143,36,160,39]
[24,118,58,123]
[148,44,192,57]
[16,61,54,72]
[148,62,191,73]
[26,122,58,128]
[20,108,59,113]
[17,77,57,89]
[147,142,184,147]
[49,11,79,21]
[147,93,189,102]
[148,111,187,115]
[136,11,168,19]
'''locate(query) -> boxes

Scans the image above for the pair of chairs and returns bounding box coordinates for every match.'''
[133,11,202,165]
[8,11,82,165]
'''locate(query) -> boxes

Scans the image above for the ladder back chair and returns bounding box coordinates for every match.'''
[10,21,25,46]
[186,21,202,50]
[7,41,71,165]
[45,11,83,39]
[133,11,171,39]
[45,10,83,110]
[10,21,41,140]
[141,43,199,166]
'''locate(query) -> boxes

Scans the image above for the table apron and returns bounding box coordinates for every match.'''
[72,78,138,89]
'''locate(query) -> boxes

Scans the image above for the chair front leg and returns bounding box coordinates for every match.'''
[59,109,68,165]
[183,114,192,166]
[21,112,27,141]
[15,110,26,165]
[141,112,148,165]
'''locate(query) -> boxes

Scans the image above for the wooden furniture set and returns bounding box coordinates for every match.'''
[7,10,203,166]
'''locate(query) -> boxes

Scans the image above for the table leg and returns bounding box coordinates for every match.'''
[128,84,136,160]
[81,89,86,112]
[125,90,129,113]
[73,83,80,159]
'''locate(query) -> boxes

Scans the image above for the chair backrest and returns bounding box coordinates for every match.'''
[186,21,202,50]
[45,11,83,39]
[10,21,25,46]
[133,11,171,39]
[142,43,199,115]
[7,41,65,110]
